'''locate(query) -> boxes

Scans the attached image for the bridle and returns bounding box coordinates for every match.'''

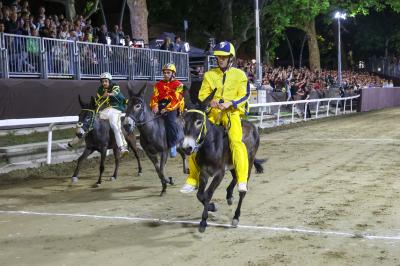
[186,109,208,152]
[127,99,164,126]
[77,108,96,133]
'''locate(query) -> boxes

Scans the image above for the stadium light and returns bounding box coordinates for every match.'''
[334,11,346,86]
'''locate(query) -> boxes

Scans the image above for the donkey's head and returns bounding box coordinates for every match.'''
[123,84,146,133]
[76,95,96,138]
[181,89,216,155]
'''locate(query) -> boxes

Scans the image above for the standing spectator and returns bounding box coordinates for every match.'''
[0,22,5,33]
[97,24,108,44]
[109,25,120,45]
[38,6,46,20]
[160,37,173,51]
[173,35,183,52]
[5,12,18,34]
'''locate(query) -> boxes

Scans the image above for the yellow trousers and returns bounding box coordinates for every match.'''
[185,108,249,186]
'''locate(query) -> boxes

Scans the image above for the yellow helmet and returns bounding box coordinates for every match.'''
[162,63,176,73]
[213,41,235,57]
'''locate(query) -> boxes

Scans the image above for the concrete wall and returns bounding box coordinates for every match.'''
[360,87,400,112]
[0,79,190,119]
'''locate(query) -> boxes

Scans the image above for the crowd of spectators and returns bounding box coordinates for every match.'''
[0,0,188,51]
[237,59,393,99]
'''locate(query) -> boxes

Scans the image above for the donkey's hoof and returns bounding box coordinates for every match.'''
[168,177,174,185]
[71,176,78,183]
[232,219,239,228]
[227,197,233,206]
[110,176,116,182]
[137,171,143,176]
[93,183,101,188]
[208,202,218,212]
[198,226,206,233]
[160,191,166,197]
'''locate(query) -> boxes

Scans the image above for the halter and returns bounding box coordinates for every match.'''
[77,108,96,132]
[187,109,208,149]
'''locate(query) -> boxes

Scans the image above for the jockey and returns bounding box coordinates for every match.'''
[180,41,250,193]
[96,72,129,157]
[150,63,185,157]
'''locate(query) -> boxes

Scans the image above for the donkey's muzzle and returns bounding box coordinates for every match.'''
[182,146,193,155]
[182,136,197,155]
[123,117,135,133]
[75,127,86,139]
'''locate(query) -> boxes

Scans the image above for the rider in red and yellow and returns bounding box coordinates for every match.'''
[180,41,250,193]
[150,63,185,157]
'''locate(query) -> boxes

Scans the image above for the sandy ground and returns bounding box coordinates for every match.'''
[1,108,400,266]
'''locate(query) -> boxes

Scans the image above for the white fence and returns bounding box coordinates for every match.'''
[0,95,359,165]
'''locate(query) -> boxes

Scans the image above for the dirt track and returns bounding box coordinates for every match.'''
[1,108,400,266]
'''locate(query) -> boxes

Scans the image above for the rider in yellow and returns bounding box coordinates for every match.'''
[180,41,250,193]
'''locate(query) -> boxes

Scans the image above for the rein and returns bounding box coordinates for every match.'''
[135,113,165,126]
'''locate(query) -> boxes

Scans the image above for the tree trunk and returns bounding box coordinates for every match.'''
[84,0,99,21]
[99,0,107,26]
[285,32,294,67]
[46,0,76,20]
[218,0,234,41]
[119,0,127,28]
[303,19,320,71]
[127,0,148,44]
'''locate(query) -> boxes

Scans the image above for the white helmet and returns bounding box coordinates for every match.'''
[100,72,112,80]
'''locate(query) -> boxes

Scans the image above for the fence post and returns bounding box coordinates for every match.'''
[186,52,190,82]
[128,47,134,80]
[40,38,48,79]
[150,50,155,81]
[103,45,109,73]
[74,41,81,80]
[1,33,9,79]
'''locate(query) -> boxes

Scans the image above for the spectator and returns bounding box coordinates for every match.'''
[173,36,183,52]
[0,22,5,33]
[97,24,108,44]
[160,37,173,51]
[37,6,45,20]
[109,24,120,45]
[5,12,18,34]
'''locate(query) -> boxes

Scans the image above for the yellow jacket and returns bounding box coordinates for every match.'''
[198,67,250,115]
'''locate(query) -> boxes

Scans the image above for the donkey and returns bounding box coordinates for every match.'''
[123,85,188,196]
[181,90,265,233]
[71,96,142,187]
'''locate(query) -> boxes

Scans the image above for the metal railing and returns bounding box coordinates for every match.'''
[0,95,359,165]
[249,94,360,128]
[0,33,190,81]
[369,56,400,78]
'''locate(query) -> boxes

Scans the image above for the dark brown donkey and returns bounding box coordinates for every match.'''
[71,96,142,187]
[181,90,265,233]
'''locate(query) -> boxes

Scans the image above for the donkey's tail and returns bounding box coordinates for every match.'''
[253,158,267,174]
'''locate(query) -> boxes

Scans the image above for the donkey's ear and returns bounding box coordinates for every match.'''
[199,88,217,110]
[78,95,84,108]
[185,98,196,110]
[90,96,96,108]
[138,84,146,96]
[127,83,134,98]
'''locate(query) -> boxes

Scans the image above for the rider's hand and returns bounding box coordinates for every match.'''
[102,92,109,98]
[210,99,219,108]
[160,109,167,114]
[152,106,159,114]
[219,101,233,110]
